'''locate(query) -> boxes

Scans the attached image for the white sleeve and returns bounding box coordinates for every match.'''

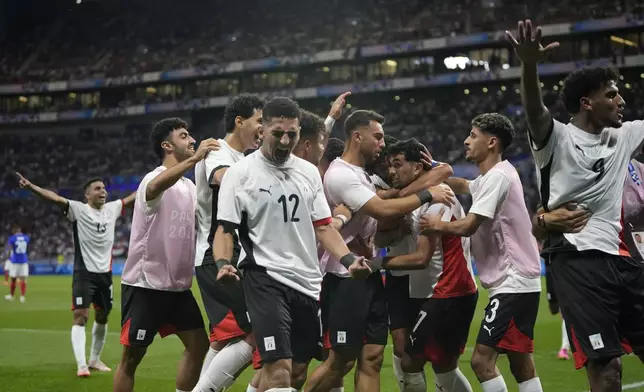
[370,174,391,190]
[204,149,234,185]
[217,166,245,225]
[139,172,163,214]
[107,200,124,221]
[468,176,481,194]
[311,172,332,224]
[530,118,566,169]
[64,200,85,222]
[617,120,644,157]
[326,168,376,212]
[469,172,511,219]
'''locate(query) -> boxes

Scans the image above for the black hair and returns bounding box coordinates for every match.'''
[387,138,425,163]
[223,93,265,133]
[471,113,515,151]
[323,137,345,163]
[561,67,619,114]
[262,97,301,122]
[150,117,189,159]
[300,110,326,140]
[343,110,385,137]
[82,177,104,193]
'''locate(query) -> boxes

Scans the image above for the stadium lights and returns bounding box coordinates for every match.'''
[502,64,510,70]
[625,83,631,89]
[610,35,637,47]
[482,87,488,93]
[464,89,470,95]
[394,96,400,101]
[409,98,416,103]
[385,60,397,67]
[640,73,644,79]
[553,85,559,91]
[500,85,506,91]
[76,0,82,3]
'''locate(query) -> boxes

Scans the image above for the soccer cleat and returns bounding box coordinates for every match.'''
[88,360,111,372]
[4,294,13,301]
[557,348,570,360]
[19,296,25,303]
[77,367,91,377]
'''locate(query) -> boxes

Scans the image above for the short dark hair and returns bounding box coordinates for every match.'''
[300,110,326,140]
[150,117,189,159]
[323,138,345,163]
[262,97,301,123]
[224,93,265,133]
[387,138,425,164]
[82,177,104,192]
[471,113,515,151]
[561,67,619,114]
[344,110,385,137]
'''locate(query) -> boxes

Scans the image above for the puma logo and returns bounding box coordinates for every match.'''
[483,325,494,336]
[574,144,585,156]
[409,335,417,346]
[259,185,272,195]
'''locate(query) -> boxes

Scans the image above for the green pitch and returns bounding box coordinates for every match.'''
[0,276,642,392]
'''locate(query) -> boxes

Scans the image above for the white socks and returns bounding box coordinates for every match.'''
[561,320,570,351]
[200,347,219,377]
[193,339,253,392]
[481,375,508,392]
[403,372,426,392]
[246,385,258,392]
[330,389,345,392]
[518,377,543,392]
[392,354,405,391]
[89,322,107,363]
[71,325,87,369]
[435,368,473,392]
[265,389,292,392]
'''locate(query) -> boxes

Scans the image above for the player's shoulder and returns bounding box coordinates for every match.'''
[325,159,363,181]
[290,154,319,174]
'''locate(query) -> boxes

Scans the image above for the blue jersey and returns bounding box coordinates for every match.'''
[8,234,30,264]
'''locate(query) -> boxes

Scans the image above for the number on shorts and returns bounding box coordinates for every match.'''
[317,308,323,337]
[412,310,428,333]
[485,298,500,323]
[109,285,113,300]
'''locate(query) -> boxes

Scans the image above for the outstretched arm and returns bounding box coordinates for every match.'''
[506,19,560,149]
[122,192,136,208]
[382,234,440,270]
[16,172,68,208]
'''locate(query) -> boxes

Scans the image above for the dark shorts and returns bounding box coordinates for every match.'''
[476,292,540,353]
[385,272,423,331]
[120,284,204,347]
[322,272,388,349]
[195,263,251,343]
[549,250,644,369]
[544,261,559,314]
[71,271,113,313]
[243,268,320,366]
[407,293,478,366]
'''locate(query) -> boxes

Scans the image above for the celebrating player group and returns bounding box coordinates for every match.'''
[12,18,644,392]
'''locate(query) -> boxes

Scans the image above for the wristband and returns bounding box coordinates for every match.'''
[324,116,336,129]
[339,253,357,269]
[335,214,349,226]
[416,189,433,205]
[215,259,230,270]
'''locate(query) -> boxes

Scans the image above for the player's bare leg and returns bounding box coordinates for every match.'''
[261,358,292,391]
[586,357,622,392]
[304,347,356,391]
[88,308,111,372]
[72,308,90,376]
[470,344,507,392]
[354,344,384,392]
[114,345,147,392]
[176,328,209,391]
[506,351,542,391]
[390,328,408,390]
[247,368,262,391]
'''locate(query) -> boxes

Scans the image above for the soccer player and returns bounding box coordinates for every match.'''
[508,19,644,391]
[419,113,543,392]
[375,139,478,392]
[114,118,218,392]
[16,172,136,377]
[305,110,455,392]
[213,96,371,392]
[318,137,345,179]
[192,93,265,392]
[4,225,30,303]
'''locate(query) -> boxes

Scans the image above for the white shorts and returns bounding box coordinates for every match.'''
[4,259,12,271]
[9,263,29,278]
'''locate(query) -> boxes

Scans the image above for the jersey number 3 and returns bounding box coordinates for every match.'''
[592,158,606,183]
[278,194,300,223]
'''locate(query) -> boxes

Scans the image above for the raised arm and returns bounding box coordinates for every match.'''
[361,186,455,221]
[506,19,560,148]
[323,92,351,146]
[122,192,136,208]
[444,177,471,195]
[398,163,453,197]
[16,172,68,208]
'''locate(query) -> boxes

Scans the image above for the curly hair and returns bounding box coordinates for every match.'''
[561,67,619,114]
[471,113,515,151]
[300,110,326,140]
[150,117,189,159]
[262,96,302,122]
[223,93,265,133]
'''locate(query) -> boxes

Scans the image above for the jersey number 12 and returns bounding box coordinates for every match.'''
[278,194,300,223]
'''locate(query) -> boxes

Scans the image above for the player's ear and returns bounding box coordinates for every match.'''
[580,97,592,111]
[235,115,244,128]
[161,140,173,155]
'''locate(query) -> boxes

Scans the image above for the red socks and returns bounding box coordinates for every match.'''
[20,280,26,296]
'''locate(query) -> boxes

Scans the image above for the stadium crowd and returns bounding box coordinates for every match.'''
[3,75,644,260]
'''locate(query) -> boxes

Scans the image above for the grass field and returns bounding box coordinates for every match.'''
[0,276,642,392]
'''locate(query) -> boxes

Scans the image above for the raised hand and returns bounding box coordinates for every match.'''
[429,185,455,207]
[329,91,351,120]
[15,172,32,189]
[193,138,221,161]
[505,19,560,65]
[216,264,240,284]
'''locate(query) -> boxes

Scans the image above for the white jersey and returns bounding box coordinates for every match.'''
[321,159,378,277]
[64,199,123,273]
[532,119,644,255]
[217,150,332,299]
[195,139,246,267]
